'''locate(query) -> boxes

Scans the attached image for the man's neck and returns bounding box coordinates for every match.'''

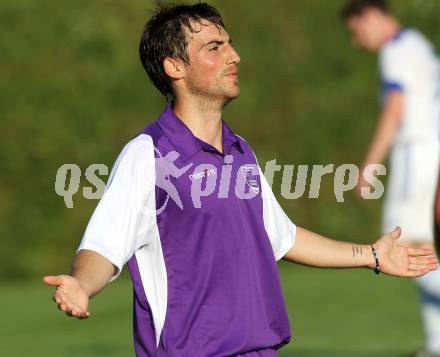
[172,97,224,153]
[380,16,402,47]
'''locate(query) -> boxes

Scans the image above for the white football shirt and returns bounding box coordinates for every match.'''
[379,28,440,144]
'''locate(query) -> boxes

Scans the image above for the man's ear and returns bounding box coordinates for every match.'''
[163,57,185,80]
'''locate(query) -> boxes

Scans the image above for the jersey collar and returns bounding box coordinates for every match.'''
[157,102,244,163]
[390,27,406,43]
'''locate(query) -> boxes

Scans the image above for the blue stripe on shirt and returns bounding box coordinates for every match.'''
[383,81,404,92]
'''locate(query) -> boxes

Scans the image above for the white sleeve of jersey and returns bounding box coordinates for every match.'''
[380,46,411,91]
[259,166,296,261]
[77,134,157,280]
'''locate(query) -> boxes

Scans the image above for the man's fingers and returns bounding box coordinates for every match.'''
[389,226,401,240]
[409,256,439,265]
[407,268,431,278]
[76,311,90,319]
[53,295,61,304]
[409,264,424,271]
[409,263,438,271]
[54,291,65,306]
[53,291,88,317]
[43,276,62,286]
[54,290,68,305]
[60,303,89,318]
[408,248,436,257]
[407,265,439,277]
[70,309,81,318]
[58,302,89,318]
[72,310,87,319]
[70,309,90,319]
[46,277,90,319]
[429,263,439,270]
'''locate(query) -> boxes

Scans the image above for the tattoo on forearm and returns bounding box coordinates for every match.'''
[352,245,363,258]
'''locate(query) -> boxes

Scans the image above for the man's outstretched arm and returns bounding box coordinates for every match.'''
[283,226,438,277]
[43,249,116,319]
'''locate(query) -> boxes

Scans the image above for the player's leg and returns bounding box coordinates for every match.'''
[434,167,440,256]
[409,145,440,356]
[419,172,440,356]
[415,267,440,357]
[384,144,440,356]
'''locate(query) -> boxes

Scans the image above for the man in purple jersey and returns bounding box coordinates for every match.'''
[44,3,438,356]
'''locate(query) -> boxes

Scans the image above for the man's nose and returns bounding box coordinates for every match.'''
[226,43,241,65]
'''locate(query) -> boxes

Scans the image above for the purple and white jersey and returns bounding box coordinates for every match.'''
[78,103,296,356]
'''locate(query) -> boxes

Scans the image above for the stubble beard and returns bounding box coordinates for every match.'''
[188,76,240,108]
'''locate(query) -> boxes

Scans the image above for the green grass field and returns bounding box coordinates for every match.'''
[1,264,423,357]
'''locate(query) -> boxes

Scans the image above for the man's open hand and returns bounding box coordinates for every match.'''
[374,227,439,277]
[43,275,90,319]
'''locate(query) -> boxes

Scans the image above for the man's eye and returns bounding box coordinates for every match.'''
[210,46,219,51]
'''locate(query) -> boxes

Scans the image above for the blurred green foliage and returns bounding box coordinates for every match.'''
[1,0,440,280]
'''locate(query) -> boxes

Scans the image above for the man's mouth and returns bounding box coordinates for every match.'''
[225,70,239,79]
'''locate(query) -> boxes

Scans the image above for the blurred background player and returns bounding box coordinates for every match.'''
[341,0,440,356]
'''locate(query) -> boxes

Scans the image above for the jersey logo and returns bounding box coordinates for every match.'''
[155,150,193,213]
[240,165,260,194]
[189,168,216,181]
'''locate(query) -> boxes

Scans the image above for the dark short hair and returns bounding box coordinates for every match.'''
[341,0,389,21]
[139,2,226,100]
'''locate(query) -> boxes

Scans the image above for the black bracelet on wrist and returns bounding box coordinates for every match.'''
[371,244,380,274]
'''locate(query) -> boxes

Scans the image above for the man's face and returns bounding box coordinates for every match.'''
[182,21,241,103]
[346,10,383,52]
